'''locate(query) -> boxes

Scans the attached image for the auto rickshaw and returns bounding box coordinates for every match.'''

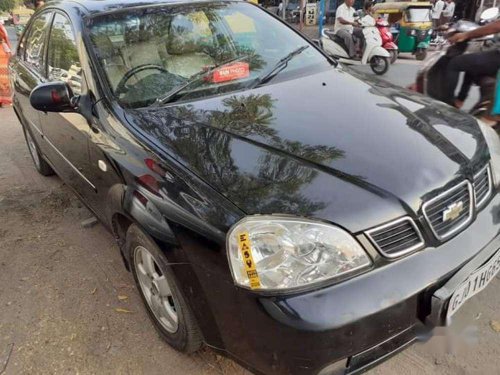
[373,2,433,61]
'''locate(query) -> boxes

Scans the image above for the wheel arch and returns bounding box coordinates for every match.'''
[105,183,228,350]
[106,183,181,270]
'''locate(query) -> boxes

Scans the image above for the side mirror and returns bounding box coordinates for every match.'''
[30,82,78,113]
[480,7,499,22]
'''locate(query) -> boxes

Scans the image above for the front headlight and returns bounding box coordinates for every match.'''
[227,216,372,291]
[478,120,500,187]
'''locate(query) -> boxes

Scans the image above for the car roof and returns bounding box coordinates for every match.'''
[46,0,242,16]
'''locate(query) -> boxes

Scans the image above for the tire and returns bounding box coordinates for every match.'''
[370,56,390,75]
[415,49,427,61]
[126,224,203,353]
[21,124,54,176]
[389,50,398,64]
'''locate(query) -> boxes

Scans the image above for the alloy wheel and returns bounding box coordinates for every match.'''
[134,246,179,333]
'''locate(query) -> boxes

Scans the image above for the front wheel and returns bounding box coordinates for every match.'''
[389,50,398,64]
[370,56,390,75]
[127,224,203,353]
[415,48,427,61]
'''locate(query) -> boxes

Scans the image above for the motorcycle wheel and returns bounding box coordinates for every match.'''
[415,49,427,61]
[370,56,389,75]
[389,50,398,64]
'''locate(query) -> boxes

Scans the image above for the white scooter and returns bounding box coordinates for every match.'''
[321,15,391,75]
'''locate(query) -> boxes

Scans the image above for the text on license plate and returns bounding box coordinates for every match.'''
[447,249,500,319]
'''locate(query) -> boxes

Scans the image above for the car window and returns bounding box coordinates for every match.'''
[171,11,214,42]
[224,11,257,49]
[17,28,29,58]
[88,2,330,108]
[47,13,83,95]
[24,12,53,73]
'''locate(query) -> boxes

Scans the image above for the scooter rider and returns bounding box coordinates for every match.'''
[334,0,363,58]
[357,1,375,54]
[445,19,500,108]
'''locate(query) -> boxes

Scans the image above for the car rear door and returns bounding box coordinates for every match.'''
[40,12,96,200]
[11,11,53,148]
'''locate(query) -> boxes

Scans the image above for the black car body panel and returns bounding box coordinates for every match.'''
[9,1,500,374]
[125,68,489,234]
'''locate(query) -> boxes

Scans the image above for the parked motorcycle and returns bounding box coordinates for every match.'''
[413,7,499,119]
[321,15,391,75]
[376,18,399,64]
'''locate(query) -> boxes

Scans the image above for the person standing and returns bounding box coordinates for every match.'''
[431,0,445,29]
[334,0,362,58]
[442,0,455,24]
[277,1,283,16]
[0,19,12,107]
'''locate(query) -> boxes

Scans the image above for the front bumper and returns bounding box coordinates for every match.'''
[181,192,500,375]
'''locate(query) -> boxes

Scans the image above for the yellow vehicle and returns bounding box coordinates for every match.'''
[373,1,433,61]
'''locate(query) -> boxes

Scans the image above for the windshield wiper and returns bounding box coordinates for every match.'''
[249,45,309,89]
[151,55,250,107]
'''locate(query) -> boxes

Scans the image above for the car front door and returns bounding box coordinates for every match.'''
[40,12,96,200]
[11,11,53,148]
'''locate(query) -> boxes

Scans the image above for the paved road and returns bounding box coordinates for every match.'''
[1,26,499,375]
[352,56,480,111]
[297,24,480,109]
[6,26,17,49]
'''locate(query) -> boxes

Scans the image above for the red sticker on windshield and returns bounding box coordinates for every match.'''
[211,62,250,83]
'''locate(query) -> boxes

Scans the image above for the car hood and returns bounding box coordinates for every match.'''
[125,68,489,233]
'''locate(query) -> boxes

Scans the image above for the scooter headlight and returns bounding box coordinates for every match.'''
[478,120,500,187]
[227,216,372,291]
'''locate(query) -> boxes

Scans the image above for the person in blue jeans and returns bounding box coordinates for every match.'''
[445,20,500,109]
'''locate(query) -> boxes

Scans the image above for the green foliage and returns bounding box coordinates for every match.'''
[0,0,16,12]
[48,27,79,71]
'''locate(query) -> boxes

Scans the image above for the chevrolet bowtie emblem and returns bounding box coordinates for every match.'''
[443,201,464,222]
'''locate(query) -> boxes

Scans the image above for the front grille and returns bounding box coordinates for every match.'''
[366,217,424,258]
[423,181,473,240]
[474,165,492,209]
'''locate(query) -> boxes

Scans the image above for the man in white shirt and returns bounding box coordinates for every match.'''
[431,0,445,29]
[277,1,283,16]
[334,0,361,58]
[442,0,455,23]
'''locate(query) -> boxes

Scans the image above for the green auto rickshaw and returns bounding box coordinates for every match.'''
[373,2,433,61]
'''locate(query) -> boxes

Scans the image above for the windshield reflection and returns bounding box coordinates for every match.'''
[88,1,328,107]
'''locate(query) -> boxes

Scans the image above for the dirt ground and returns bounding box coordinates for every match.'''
[1,106,500,375]
[0,109,250,374]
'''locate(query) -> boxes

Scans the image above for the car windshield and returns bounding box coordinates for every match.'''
[406,8,431,22]
[87,1,330,108]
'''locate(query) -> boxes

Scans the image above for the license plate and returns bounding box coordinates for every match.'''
[447,249,500,320]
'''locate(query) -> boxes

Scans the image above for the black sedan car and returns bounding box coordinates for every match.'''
[9,0,500,374]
